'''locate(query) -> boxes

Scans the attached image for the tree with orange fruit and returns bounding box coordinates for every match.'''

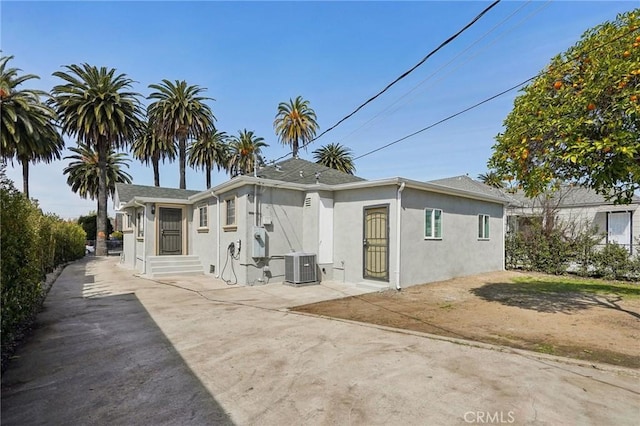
[489,9,639,204]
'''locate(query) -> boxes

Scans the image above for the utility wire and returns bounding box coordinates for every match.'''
[335,0,538,147]
[353,25,640,162]
[271,0,502,163]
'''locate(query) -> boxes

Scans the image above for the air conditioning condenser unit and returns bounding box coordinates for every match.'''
[284,253,317,285]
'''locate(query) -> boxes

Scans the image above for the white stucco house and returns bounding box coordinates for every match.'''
[505,186,640,254]
[114,159,509,289]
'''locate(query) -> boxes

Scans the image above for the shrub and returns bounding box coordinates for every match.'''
[0,168,86,371]
[593,243,634,280]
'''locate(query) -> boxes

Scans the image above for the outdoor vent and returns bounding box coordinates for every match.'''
[304,197,312,207]
[284,253,317,284]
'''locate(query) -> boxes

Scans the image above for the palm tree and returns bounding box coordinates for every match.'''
[273,96,318,158]
[312,143,356,175]
[0,55,64,199]
[478,171,505,189]
[227,129,268,177]
[147,80,215,189]
[63,144,132,200]
[188,128,229,189]
[131,120,176,186]
[51,64,144,256]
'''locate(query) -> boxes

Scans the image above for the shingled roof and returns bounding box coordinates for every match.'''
[256,158,365,185]
[115,183,201,204]
[506,185,640,208]
[428,175,511,202]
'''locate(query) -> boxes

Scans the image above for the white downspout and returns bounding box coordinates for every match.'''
[132,200,147,275]
[212,191,221,278]
[395,182,405,291]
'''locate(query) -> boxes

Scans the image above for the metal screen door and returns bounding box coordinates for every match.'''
[363,206,389,281]
[159,207,183,255]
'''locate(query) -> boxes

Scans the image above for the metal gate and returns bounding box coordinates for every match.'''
[159,207,183,255]
[363,205,389,281]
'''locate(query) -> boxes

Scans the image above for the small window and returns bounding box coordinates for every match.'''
[137,210,144,238]
[198,205,208,228]
[478,214,490,239]
[425,208,442,239]
[225,198,236,226]
[126,213,133,230]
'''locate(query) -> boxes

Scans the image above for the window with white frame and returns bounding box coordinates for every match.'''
[425,208,442,239]
[478,214,490,239]
[137,210,144,238]
[225,198,236,226]
[198,204,208,228]
[125,213,133,230]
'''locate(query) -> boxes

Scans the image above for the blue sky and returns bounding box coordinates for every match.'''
[2,1,636,219]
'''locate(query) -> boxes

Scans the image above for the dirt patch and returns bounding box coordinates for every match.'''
[292,271,640,368]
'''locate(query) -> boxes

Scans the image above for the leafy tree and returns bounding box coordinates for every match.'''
[228,129,268,177]
[312,142,356,174]
[51,64,144,256]
[131,120,176,187]
[273,96,318,158]
[0,55,64,199]
[78,213,113,241]
[147,80,215,189]
[477,171,505,189]
[489,10,640,204]
[188,128,229,189]
[63,144,132,200]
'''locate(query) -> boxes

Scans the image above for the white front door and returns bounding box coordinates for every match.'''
[608,212,631,251]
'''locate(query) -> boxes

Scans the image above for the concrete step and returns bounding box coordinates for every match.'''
[146,255,204,278]
[356,281,391,291]
[149,270,205,278]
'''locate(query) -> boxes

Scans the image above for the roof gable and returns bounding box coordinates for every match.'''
[257,158,365,185]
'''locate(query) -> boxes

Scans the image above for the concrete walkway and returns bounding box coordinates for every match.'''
[2,257,639,425]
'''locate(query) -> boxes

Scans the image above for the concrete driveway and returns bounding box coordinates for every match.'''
[2,257,639,425]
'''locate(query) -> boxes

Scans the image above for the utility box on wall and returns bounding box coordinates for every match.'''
[252,226,266,258]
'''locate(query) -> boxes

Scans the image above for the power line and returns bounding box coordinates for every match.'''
[271,0,502,163]
[335,0,541,147]
[353,25,640,162]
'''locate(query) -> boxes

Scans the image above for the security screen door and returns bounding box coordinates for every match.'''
[159,207,183,255]
[363,206,389,281]
[608,211,631,252]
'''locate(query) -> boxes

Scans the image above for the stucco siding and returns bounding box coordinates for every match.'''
[400,188,504,286]
[190,200,218,274]
[333,186,398,286]
[245,186,305,285]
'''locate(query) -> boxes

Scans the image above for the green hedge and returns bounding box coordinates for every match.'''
[1,171,86,371]
[505,219,640,281]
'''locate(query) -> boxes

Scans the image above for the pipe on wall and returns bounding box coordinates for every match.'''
[395,182,405,291]
[132,200,147,275]
[211,191,220,278]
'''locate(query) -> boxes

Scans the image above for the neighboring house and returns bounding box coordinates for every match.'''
[505,186,640,254]
[114,159,508,289]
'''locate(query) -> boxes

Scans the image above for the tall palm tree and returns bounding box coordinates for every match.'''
[147,80,215,189]
[312,143,356,175]
[131,120,176,187]
[273,96,318,158]
[188,128,229,189]
[227,129,268,177]
[477,171,505,189]
[51,64,144,256]
[63,144,132,200]
[0,55,64,199]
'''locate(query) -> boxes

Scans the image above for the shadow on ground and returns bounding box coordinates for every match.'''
[1,257,234,425]
[470,281,640,320]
